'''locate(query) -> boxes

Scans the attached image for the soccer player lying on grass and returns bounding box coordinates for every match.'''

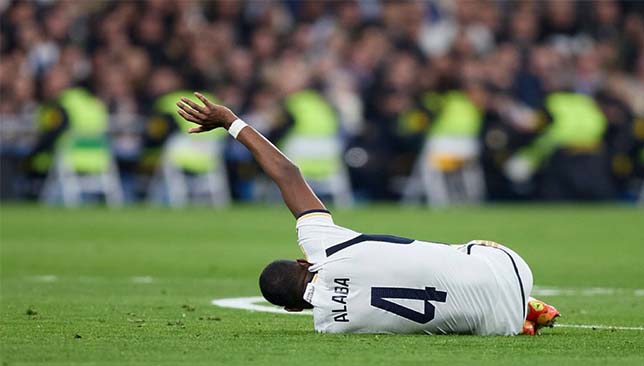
[176,93,560,336]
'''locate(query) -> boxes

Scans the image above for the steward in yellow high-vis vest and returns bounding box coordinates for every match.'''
[397,89,483,138]
[30,87,110,175]
[276,89,340,180]
[424,90,483,138]
[141,90,225,174]
[396,89,484,172]
[510,92,615,200]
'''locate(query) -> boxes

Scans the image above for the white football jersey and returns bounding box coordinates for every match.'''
[296,210,533,336]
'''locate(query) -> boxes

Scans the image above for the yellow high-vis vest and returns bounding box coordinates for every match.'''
[282,90,340,180]
[425,90,483,137]
[34,88,110,174]
[518,92,607,166]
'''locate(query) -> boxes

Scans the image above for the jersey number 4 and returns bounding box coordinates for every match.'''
[371,287,448,324]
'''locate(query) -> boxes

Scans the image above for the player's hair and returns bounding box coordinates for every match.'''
[259,260,308,308]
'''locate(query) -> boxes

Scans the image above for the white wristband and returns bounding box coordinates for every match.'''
[228,118,248,139]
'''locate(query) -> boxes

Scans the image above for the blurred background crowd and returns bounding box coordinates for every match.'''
[1,0,643,206]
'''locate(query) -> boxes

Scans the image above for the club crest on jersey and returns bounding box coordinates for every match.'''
[331,278,350,322]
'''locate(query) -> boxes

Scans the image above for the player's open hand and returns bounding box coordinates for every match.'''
[176,92,238,134]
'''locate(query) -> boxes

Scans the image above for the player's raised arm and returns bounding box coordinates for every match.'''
[176,92,326,218]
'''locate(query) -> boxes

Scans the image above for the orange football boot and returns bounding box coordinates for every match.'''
[526,297,561,333]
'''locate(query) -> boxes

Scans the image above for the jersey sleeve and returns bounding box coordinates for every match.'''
[296,209,360,264]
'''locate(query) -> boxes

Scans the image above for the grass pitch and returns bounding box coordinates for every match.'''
[1,204,643,365]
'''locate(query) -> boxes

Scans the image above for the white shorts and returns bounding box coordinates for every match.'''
[459,241,534,335]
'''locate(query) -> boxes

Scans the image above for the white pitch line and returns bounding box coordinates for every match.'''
[556,324,644,331]
[211,296,313,315]
[29,275,58,283]
[211,296,644,331]
[532,286,644,297]
[131,276,154,284]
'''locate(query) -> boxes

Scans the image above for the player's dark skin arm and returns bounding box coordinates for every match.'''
[176,92,326,218]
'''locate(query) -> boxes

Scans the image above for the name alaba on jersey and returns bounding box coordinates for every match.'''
[295,210,532,336]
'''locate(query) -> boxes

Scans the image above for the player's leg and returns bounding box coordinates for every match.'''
[483,242,561,335]
[486,243,549,335]
[465,241,560,335]
[462,240,534,335]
